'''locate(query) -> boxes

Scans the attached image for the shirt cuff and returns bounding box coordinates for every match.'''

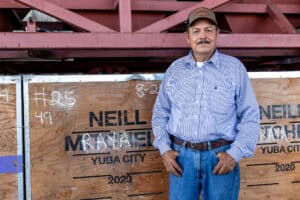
[226,145,243,163]
[157,144,172,156]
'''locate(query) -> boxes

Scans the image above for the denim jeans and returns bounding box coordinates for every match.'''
[169,143,240,200]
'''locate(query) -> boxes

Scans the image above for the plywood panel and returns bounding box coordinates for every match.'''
[26,77,168,200]
[239,78,300,200]
[0,80,23,200]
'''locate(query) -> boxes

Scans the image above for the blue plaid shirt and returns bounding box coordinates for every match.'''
[152,50,259,162]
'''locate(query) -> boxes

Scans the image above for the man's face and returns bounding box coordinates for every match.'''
[187,19,218,60]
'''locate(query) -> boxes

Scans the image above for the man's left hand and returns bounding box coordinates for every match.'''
[212,152,236,175]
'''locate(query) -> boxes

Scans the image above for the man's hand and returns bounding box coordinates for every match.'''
[213,152,236,175]
[162,150,182,177]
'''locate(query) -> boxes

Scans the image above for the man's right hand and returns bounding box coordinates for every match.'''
[162,150,182,177]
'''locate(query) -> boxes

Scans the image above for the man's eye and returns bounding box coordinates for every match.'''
[205,29,213,33]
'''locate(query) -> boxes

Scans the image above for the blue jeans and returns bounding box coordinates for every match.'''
[169,143,240,200]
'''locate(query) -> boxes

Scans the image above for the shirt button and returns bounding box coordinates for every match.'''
[194,115,197,118]
[196,100,199,103]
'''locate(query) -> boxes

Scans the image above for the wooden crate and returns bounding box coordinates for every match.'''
[0,76,23,200]
[24,75,168,200]
[24,72,300,200]
[239,72,300,200]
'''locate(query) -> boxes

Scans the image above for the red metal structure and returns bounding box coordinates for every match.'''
[0,0,299,73]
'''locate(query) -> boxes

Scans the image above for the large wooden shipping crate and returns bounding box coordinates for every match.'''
[239,72,300,200]
[24,75,168,200]
[0,76,23,200]
[24,72,300,200]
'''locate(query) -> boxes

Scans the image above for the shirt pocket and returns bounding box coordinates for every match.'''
[209,83,235,115]
[170,81,196,110]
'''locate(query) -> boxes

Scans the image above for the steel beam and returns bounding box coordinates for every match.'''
[220,49,300,57]
[15,0,116,32]
[136,0,232,32]
[236,0,299,3]
[0,50,28,58]
[0,0,26,8]
[51,0,116,10]
[267,1,296,34]
[3,1,299,14]
[119,0,132,32]
[218,34,300,48]
[0,49,298,59]
[132,0,195,12]
[47,49,300,58]
[212,3,300,14]
[113,0,119,10]
[48,49,189,59]
[132,1,270,13]
[4,0,115,9]
[0,33,299,49]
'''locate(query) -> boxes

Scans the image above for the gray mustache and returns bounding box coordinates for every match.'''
[197,40,210,44]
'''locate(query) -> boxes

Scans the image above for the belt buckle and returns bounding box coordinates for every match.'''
[190,142,196,149]
[207,141,211,150]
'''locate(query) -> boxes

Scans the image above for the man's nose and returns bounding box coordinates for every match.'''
[199,30,207,38]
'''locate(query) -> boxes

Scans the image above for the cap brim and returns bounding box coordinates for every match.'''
[188,17,217,27]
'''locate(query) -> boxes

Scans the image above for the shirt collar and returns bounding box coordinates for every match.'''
[184,49,219,68]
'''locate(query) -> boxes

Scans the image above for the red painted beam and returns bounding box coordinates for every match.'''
[215,3,300,14]
[119,0,132,32]
[234,0,299,3]
[0,0,26,8]
[267,1,296,34]
[15,0,116,32]
[218,34,300,48]
[2,1,299,14]
[136,0,232,32]
[0,49,298,59]
[3,0,299,13]
[52,0,116,10]
[220,49,300,57]
[132,0,195,12]
[48,49,300,59]
[0,33,299,49]
[1,0,115,9]
[49,49,189,59]
[113,0,119,10]
[0,50,28,58]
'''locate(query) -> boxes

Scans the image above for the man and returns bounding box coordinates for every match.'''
[151,7,259,200]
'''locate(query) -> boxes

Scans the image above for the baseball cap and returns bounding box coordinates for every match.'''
[187,7,218,27]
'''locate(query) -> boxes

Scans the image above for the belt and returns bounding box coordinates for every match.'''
[170,135,232,151]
